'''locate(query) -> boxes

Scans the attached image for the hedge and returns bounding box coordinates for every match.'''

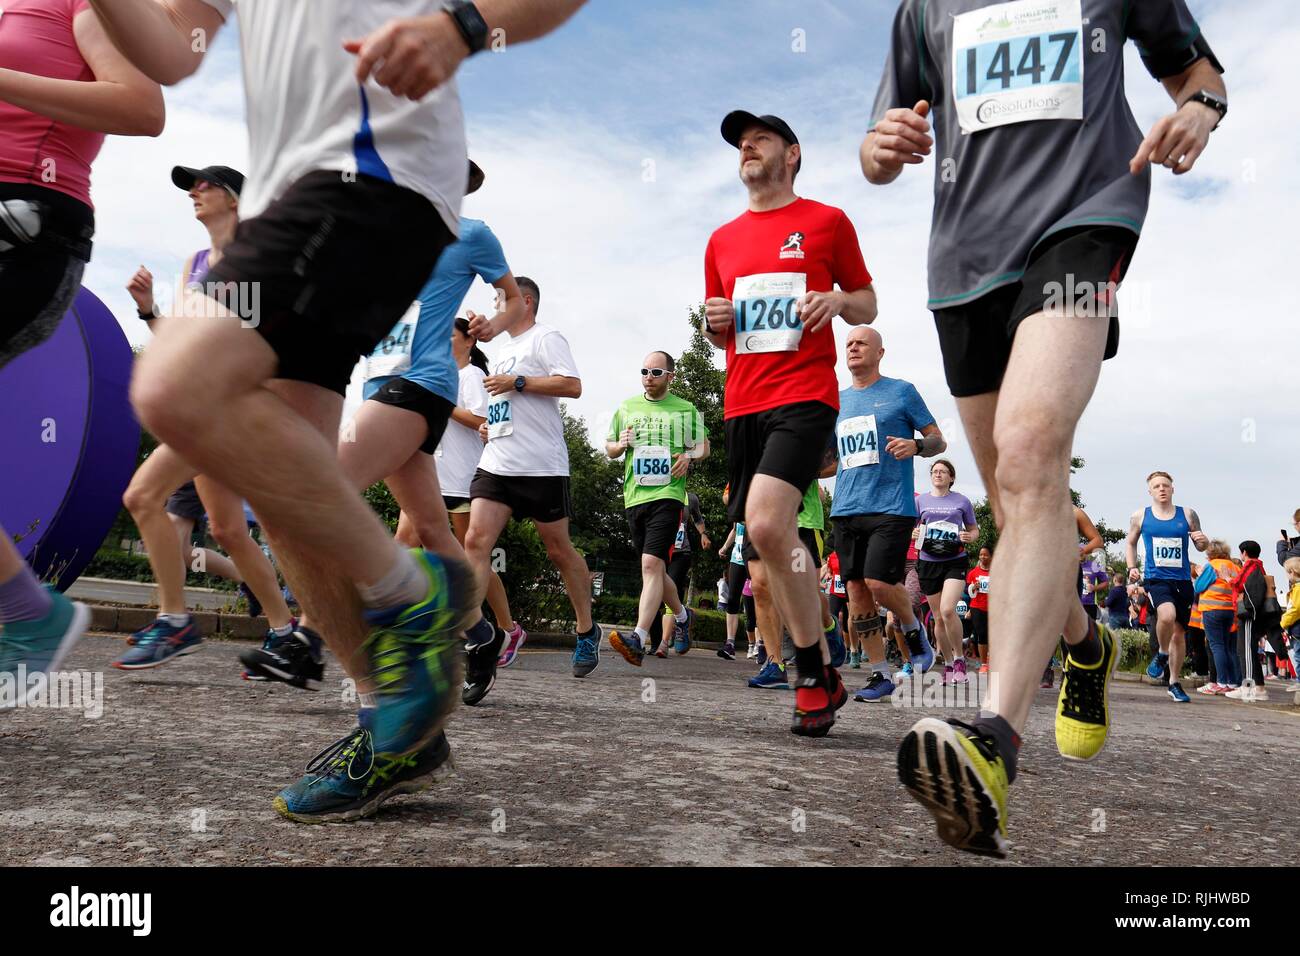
[592,593,728,645]
[82,548,242,594]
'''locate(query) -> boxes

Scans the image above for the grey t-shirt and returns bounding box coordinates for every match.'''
[870,0,1218,309]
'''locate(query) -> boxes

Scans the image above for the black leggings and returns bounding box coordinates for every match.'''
[0,244,85,373]
[649,552,693,650]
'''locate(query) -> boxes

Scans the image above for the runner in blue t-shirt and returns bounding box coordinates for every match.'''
[1125,471,1209,703]
[830,326,947,702]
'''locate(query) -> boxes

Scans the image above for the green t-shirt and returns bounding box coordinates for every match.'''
[798,479,825,531]
[608,393,707,508]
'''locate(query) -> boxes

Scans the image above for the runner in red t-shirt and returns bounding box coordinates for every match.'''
[965,545,992,672]
[702,110,876,738]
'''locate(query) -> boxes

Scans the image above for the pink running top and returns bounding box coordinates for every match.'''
[0,0,103,209]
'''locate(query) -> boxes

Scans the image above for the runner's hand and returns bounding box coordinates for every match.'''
[620,427,635,450]
[344,14,468,101]
[718,546,729,559]
[1129,102,1216,176]
[1128,568,1141,583]
[1190,530,1209,550]
[478,422,489,444]
[467,311,498,342]
[700,534,711,551]
[911,525,922,543]
[127,266,154,313]
[885,436,917,460]
[798,290,843,334]
[671,453,690,478]
[870,100,933,171]
[483,374,515,396]
[958,528,977,544]
[703,297,735,335]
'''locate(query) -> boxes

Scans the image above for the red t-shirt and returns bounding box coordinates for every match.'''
[704,197,872,419]
[906,492,921,561]
[966,566,990,611]
[0,0,102,209]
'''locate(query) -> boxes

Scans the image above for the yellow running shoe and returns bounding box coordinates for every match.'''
[897,716,1009,858]
[1055,622,1118,761]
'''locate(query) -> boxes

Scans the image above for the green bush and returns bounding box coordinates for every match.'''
[82,548,241,594]
[591,594,728,645]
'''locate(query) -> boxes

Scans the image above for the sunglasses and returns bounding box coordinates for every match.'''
[641,368,670,378]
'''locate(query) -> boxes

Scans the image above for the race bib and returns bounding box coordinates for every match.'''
[837,415,880,469]
[367,302,419,378]
[486,396,514,440]
[733,272,806,355]
[833,574,844,595]
[632,444,673,487]
[923,520,960,545]
[674,520,687,550]
[1152,536,1183,569]
[952,0,1084,135]
[977,575,990,594]
[731,525,746,564]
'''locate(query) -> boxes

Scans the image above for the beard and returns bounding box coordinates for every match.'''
[739,153,787,189]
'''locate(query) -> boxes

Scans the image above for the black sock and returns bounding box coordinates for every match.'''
[1066,619,1102,666]
[793,643,825,686]
[905,629,924,657]
[970,714,1022,784]
[466,615,494,648]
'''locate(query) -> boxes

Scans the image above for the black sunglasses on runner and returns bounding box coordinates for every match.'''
[641,368,670,378]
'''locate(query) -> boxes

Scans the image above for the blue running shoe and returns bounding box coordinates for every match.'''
[825,619,846,669]
[112,617,201,670]
[748,660,790,689]
[1167,682,1190,703]
[608,629,645,667]
[0,588,89,708]
[572,627,601,677]
[362,551,477,758]
[897,661,915,680]
[672,609,693,655]
[1146,652,1169,681]
[853,670,897,702]
[273,712,454,824]
[904,622,935,674]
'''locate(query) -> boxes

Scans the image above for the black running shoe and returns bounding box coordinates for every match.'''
[240,626,325,690]
[462,622,505,706]
[791,668,839,738]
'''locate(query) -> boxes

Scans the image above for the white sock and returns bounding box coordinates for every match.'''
[159,612,191,627]
[358,546,426,609]
[634,627,649,642]
[674,607,688,623]
[271,622,294,638]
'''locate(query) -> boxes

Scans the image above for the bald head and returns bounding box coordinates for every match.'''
[845,325,884,380]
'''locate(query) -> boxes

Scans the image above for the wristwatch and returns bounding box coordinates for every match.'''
[513,375,526,392]
[1183,89,1227,129]
[442,0,489,55]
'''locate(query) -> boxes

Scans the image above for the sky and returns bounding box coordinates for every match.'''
[82,0,1299,562]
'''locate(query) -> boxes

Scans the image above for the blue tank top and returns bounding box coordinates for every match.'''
[1141,506,1191,581]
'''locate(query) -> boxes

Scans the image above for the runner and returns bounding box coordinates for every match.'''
[605,352,709,666]
[654,488,708,656]
[825,541,851,665]
[866,0,1226,855]
[90,0,585,822]
[965,546,992,673]
[246,161,529,704]
[464,277,601,678]
[915,458,979,684]
[116,164,299,675]
[1125,472,1209,703]
[704,109,877,736]
[0,0,163,701]
[830,326,945,704]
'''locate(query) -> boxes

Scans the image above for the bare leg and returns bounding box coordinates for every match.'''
[744,476,826,662]
[451,510,512,631]
[847,578,888,666]
[1154,604,1185,678]
[929,577,967,663]
[197,476,293,629]
[534,518,593,633]
[748,561,783,662]
[956,392,1002,530]
[464,498,513,607]
[122,444,199,615]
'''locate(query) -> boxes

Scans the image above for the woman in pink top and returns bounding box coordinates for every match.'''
[0,0,161,686]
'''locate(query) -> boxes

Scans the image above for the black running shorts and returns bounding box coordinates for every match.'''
[627,498,684,563]
[369,377,454,455]
[832,513,915,586]
[917,556,971,596]
[725,400,836,525]
[470,469,572,524]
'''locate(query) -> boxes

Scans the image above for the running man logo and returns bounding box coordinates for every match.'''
[779,232,805,260]
[49,887,151,937]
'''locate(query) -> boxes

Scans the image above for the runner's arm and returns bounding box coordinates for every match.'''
[1125,511,1143,577]
[450,407,486,429]
[511,375,580,399]
[0,8,164,135]
[1130,59,1226,176]
[85,0,225,85]
[718,527,735,558]
[1186,508,1209,551]
[888,422,945,460]
[1076,508,1104,557]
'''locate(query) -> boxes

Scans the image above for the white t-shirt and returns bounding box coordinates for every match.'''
[198,0,466,233]
[478,322,579,478]
[434,364,490,498]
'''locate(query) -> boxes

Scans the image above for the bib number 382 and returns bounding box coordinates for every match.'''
[952,0,1084,134]
[486,397,513,440]
[733,272,807,354]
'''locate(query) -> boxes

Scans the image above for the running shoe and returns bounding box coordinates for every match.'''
[240,625,325,690]
[241,628,278,681]
[462,620,506,707]
[717,642,736,661]
[238,581,263,619]
[896,661,915,681]
[898,717,1009,859]
[1055,623,1118,761]
[1167,682,1191,703]
[1146,652,1169,682]
[849,650,861,669]
[496,622,528,668]
[791,667,838,738]
[572,626,601,678]
[942,663,955,685]
[951,658,969,684]
[904,623,935,674]
[361,550,476,757]
[0,588,89,708]
[1040,665,1053,689]
[671,610,693,655]
[609,629,645,667]
[825,619,846,669]
[745,641,759,660]
[978,662,989,674]
[654,644,668,659]
[1195,682,1224,696]
[273,714,453,824]
[748,660,789,689]
[1224,685,1265,702]
[112,618,202,670]
[852,670,896,702]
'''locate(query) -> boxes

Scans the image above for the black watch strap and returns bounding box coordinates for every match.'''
[443,0,489,55]
[1184,89,1227,129]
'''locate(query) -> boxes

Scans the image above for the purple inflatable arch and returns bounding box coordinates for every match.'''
[1,288,140,589]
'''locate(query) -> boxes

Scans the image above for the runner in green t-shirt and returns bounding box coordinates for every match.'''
[604,352,709,665]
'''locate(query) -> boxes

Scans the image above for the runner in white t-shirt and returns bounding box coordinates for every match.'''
[87,0,587,825]
[465,278,602,678]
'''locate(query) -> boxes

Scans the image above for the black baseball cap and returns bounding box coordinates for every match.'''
[720,111,801,173]
[171,165,244,196]
[468,160,485,195]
